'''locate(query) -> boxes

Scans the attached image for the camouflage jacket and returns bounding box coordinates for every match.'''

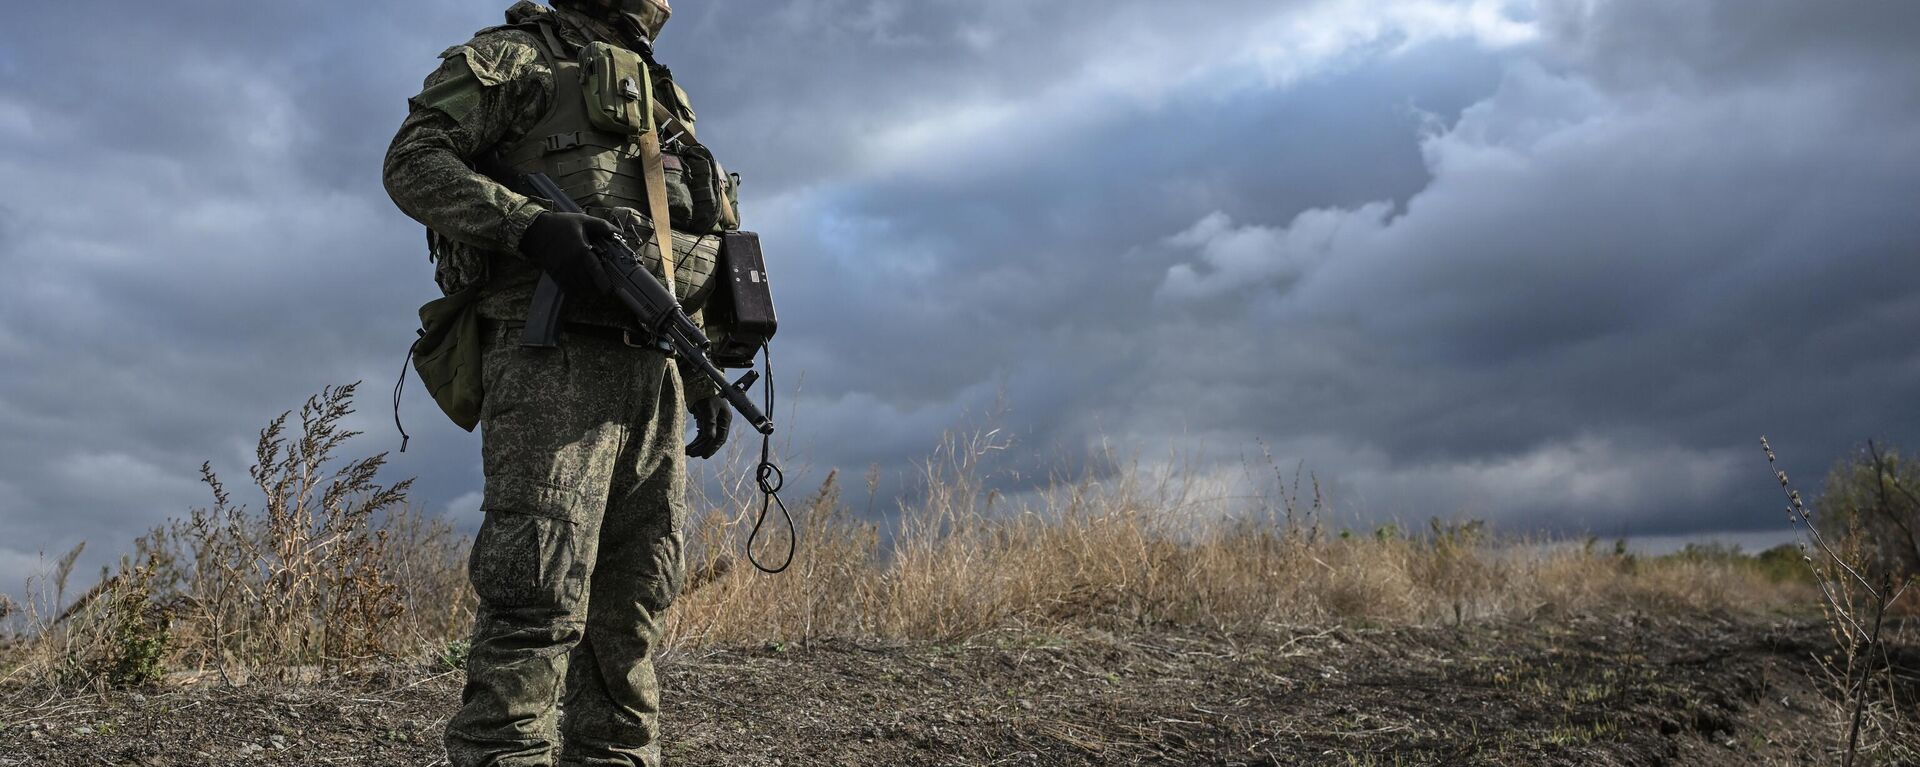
[384,1,727,399]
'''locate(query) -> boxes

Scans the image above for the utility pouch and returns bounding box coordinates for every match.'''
[412,283,486,431]
[661,154,695,225]
[706,231,778,368]
[594,206,722,306]
[671,144,724,233]
[580,41,652,136]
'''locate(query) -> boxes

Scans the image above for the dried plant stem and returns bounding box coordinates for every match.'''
[1843,572,1889,767]
[1762,436,1915,766]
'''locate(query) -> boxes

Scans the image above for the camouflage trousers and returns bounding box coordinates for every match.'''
[447,322,688,767]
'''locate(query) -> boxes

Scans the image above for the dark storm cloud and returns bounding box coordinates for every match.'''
[1136,0,1920,531]
[0,0,1912,589]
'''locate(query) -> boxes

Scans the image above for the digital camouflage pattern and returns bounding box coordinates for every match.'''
[383,8,552,296]
[447,323,687,767]
[382,2,728,764]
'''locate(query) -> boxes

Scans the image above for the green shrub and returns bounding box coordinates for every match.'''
[1815,443,1920,580]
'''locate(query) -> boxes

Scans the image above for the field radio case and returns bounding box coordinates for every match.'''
[706,231,778,368]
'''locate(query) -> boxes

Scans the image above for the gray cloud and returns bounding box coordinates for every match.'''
[1127,1,1920,530]
[0,0,1914,591]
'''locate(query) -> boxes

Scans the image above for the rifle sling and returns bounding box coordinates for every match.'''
[640,120,677,294]
[652,100,698,150]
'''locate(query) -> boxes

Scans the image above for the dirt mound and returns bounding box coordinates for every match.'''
[0,614,1838,766]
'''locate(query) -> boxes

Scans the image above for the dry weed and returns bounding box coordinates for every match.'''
[5,384,468,688]
[663,431,1809,649]
[1765,437,1919,766]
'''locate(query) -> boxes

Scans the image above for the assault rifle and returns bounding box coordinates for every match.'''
[520,172,774,436]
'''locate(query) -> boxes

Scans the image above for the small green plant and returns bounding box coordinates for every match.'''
[105,567,170,687]
[1816,442,1920,582]
[51,565,171,688]
[434,638,471,672]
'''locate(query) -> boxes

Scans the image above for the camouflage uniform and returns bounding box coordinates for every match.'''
[383,3,731,764]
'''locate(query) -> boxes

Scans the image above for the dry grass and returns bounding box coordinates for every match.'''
[668,428,1809,649]
[3,386,1813,691]
[2,385,469,689]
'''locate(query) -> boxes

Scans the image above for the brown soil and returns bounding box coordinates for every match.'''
[0,613,1862,766]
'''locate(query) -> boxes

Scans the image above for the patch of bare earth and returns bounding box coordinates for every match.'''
[0,614,1842,766]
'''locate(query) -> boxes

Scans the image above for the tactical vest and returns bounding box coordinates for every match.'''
[485,14,735,307]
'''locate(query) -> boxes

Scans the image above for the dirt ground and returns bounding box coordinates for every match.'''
[0,613,1879,766]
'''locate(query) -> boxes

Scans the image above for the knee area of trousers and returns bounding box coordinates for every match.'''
[638,545,687,612]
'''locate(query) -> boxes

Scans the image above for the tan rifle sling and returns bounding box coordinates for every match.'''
[640,94,708,293]
[638,125,677,293]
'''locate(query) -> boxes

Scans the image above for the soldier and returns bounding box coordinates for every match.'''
[382,1,741,764]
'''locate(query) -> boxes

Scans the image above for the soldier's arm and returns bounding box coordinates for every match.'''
[382,31,554,252]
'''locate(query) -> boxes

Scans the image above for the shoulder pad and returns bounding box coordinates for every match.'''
[438,29,545,88]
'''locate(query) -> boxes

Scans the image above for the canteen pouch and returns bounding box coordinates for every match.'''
[580,41,652,136]
[706,231,778,368]
[412,284,486,431]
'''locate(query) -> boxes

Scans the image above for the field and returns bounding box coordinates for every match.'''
[0,613,1875,766]
[1,387,1915,765]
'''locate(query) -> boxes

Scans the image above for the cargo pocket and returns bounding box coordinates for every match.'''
[471,476,585,611]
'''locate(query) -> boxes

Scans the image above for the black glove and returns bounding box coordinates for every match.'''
[518,211,617,296]
[686,395,733,459]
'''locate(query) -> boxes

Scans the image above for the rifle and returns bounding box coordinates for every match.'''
[520,172,774,436]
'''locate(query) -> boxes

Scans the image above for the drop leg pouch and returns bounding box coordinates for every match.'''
[412,284,486,431]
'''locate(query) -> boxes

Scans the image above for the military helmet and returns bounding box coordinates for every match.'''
[555,0,672,41]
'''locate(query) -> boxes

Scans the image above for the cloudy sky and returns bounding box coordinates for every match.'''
[2,0,1916,585]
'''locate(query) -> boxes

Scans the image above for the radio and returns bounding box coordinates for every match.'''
[706,231,778,368]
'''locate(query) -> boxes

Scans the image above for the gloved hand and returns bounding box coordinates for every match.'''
[517,211,617,296]
[686,394,733,459]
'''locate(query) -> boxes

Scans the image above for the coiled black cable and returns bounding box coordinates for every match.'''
[746,342,796,574]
